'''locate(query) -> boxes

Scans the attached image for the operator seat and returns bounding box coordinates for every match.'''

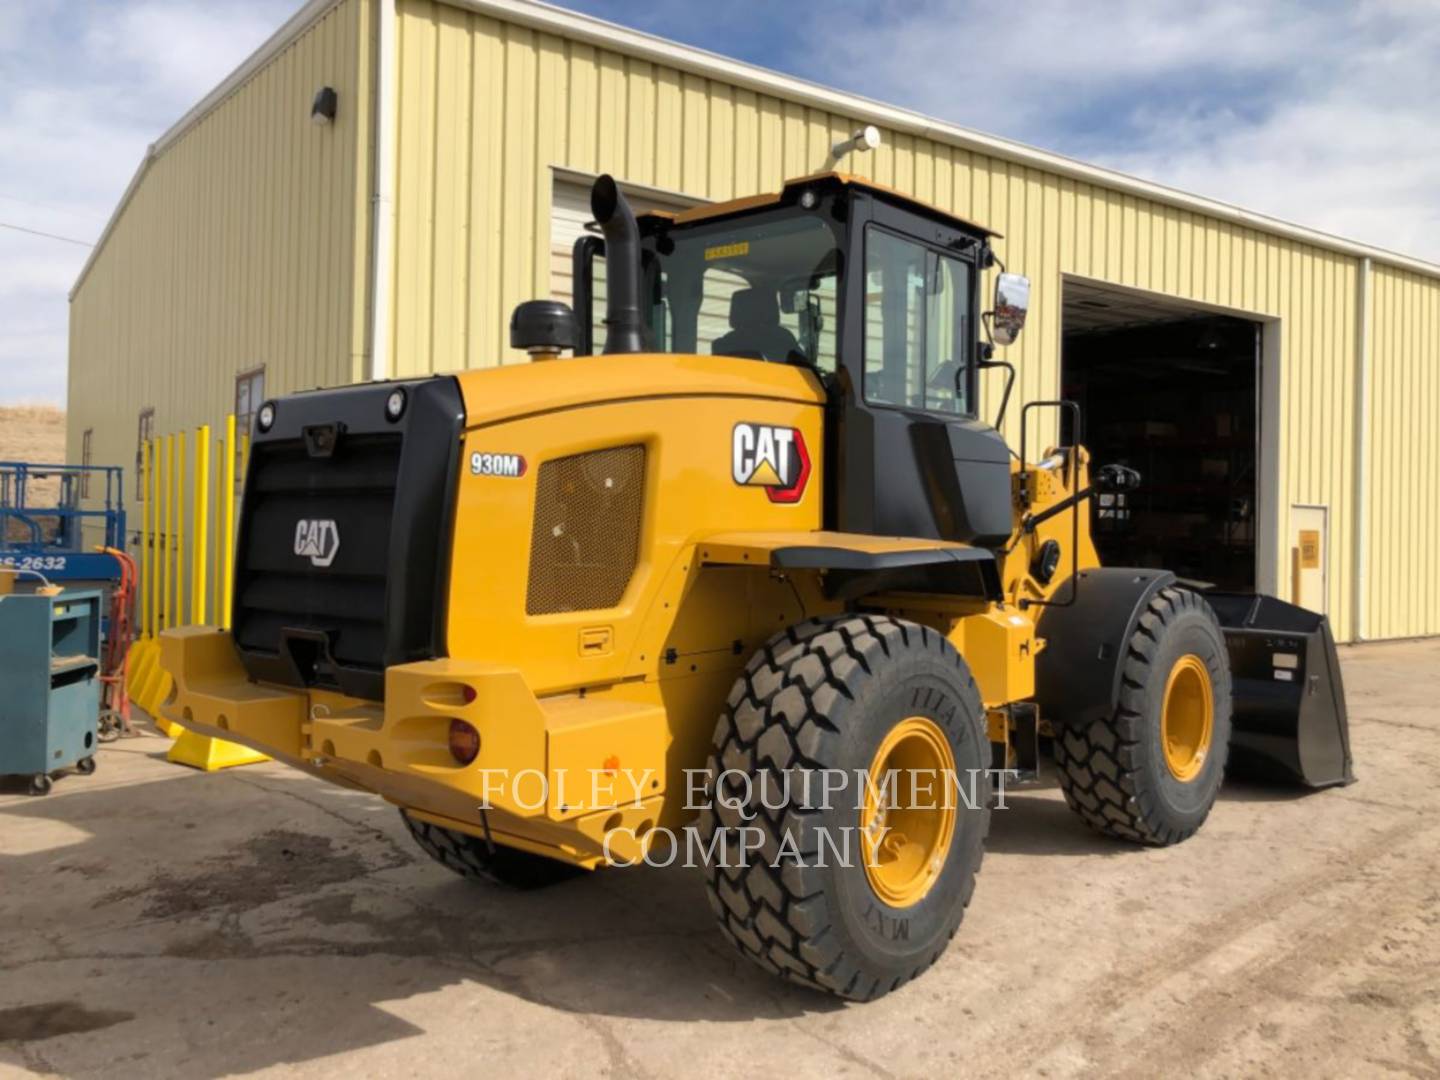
[711,288,805,364]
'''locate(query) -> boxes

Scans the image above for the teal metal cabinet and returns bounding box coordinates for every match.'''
[0,590,101,794]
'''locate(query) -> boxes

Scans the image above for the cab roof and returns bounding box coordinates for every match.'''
[638,172,999,238]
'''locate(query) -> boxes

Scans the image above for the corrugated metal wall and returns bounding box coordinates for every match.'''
[386,0,1440,638]
[68,0,371,510]
[1365,266,1440,639]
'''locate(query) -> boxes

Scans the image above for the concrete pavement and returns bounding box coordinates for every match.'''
[2,638,1438,1078]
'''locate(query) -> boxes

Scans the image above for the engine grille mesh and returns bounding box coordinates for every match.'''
[234,432,401,673]
[526,445,646,615]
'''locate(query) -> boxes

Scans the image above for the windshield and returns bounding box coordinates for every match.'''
[589,210,842,371]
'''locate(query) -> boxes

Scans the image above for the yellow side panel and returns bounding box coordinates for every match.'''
[954,609,1036,709]
[445,358,826,696]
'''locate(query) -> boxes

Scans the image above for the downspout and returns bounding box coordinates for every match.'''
[368,0,397,382]
[1351,257,1371,642]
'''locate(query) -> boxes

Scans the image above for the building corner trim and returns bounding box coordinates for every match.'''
[367,0,397,383]
[1351,257,1371,642]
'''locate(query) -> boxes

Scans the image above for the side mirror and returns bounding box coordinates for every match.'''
[991,272,1031,346]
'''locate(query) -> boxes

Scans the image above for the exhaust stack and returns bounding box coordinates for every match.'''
[590,174,649,354]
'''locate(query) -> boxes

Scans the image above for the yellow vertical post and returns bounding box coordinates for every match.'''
[222,414,236,630]
[139,438,151,638]
[176,430,186,626]
[212,429,221,624]
[163,435,174,631]
[149,438,159,636]
[165,412,267,774]
[194,425,210,625]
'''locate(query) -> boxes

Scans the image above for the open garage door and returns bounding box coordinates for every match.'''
[1062,280,1261,591]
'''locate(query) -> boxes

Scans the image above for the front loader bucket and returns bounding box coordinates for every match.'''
[1203,593,1355,789]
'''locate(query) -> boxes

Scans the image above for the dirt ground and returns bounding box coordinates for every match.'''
[0,405,66,542]
[1,638,1437,1079]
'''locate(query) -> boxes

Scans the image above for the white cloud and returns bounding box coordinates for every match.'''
[82,2,287,108]
[0,0,293,406]
[797,0,1440,262]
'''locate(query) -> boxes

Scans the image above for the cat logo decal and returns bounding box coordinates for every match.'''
[732,423,811,504]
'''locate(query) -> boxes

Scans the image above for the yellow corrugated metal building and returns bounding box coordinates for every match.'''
[68,0,1440,642]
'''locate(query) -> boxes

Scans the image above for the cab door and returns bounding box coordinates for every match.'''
[832,193,1011,546]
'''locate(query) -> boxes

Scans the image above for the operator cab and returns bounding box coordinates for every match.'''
[570,173,1029,548]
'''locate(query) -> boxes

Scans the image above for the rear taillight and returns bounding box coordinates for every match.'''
[448,719,480,765]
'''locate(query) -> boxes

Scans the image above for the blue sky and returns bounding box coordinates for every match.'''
[2,0,1437,406]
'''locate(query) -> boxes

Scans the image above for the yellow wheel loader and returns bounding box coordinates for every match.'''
[162,173,1352,1000]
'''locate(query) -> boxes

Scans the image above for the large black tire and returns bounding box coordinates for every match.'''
[696,614,990,1001]
[400,810,585,889]
[1054,585,1232,845]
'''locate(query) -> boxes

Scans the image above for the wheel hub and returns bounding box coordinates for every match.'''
[860,716,957,907]
[1161,654,1214,782]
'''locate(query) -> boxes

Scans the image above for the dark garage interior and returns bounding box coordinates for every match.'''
[1061,280,1260,591]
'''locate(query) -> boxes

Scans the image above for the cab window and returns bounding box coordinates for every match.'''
[863,226,972,415]
[669,214,840,372]
[585,212,841,372]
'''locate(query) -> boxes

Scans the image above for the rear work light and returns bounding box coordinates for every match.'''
[448,719,480,765]
[384,388,407,421]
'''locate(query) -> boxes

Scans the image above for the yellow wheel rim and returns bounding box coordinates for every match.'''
[1161,654,1214,782]
[859,716,957,907]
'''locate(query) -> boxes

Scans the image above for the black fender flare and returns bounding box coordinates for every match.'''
[697,531,1002,603]
[1033,567,1176,731]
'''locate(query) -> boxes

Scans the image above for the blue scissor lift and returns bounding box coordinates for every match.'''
[0,462,127,583]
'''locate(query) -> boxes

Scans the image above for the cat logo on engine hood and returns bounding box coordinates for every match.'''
[294,519,340,568]
[732,423,811,504]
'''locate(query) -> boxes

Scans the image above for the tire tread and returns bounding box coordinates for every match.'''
[1053,586,1229,846]
[698,614,988,1001]
[400,810,584,889]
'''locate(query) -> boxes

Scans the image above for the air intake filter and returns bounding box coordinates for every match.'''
[526,445,645,615]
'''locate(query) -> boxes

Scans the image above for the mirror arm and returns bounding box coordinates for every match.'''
[977,349,1017,433]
